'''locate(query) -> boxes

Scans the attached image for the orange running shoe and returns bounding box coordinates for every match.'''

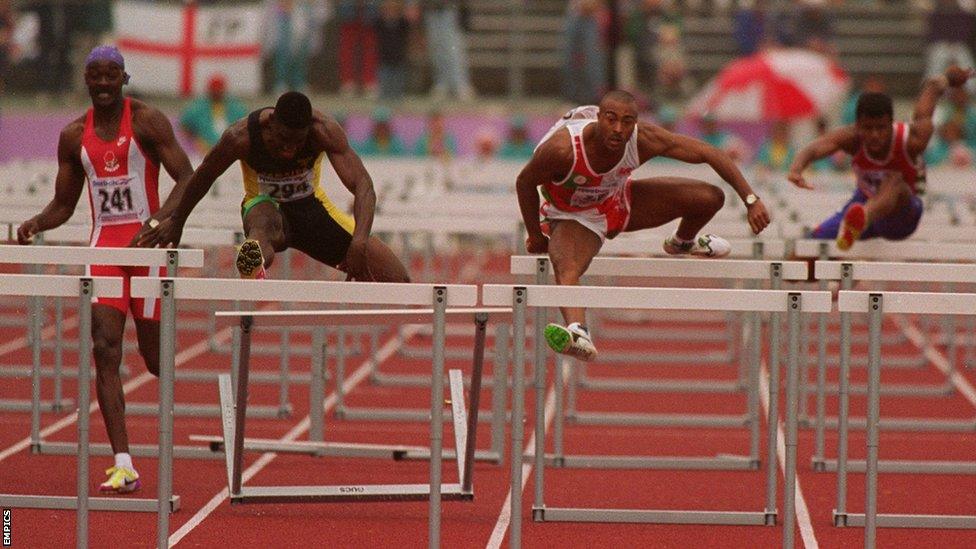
[836,203,866,251]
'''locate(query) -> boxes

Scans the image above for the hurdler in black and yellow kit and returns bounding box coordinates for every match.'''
[134,91,409,283]
[240,109,355,268]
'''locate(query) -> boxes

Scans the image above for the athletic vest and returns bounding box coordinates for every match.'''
[539,106,641,212]
[851,122,923,197]
[79,98,159,234]
[241,108,325,203]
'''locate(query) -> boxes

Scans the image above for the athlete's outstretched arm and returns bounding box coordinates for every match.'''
[134,126,240,247]
[788,127,855,189]
[515,134,571,253]
[134,106,195,221]
[323,118,377,279]
[649,126,770,234]
[907,66,974,156]
[17,124,85,244]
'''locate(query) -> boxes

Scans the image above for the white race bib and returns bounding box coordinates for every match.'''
[258,172,315,202]
[92,176,141,225]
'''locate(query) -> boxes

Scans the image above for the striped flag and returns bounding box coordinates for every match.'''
[114,1,263,97]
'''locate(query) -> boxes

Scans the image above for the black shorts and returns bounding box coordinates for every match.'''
[258,195,353,267]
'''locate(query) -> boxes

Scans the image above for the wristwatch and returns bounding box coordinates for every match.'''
[745,193,760,206]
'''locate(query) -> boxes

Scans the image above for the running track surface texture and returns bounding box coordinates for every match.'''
[2,255,976,548]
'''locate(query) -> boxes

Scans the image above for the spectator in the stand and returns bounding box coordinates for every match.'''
[755,120,795,172]
[413,110,457,160]
[936,86,976,150]
[628,0,682,96]
[926,0,976,94]
[0,0,14,99]
[35,2,81,99]
[337,0,380,98]
[563,0,607,104]
[498,115,535,160]
[263,0,329,94]
[376,0,411,100]
[179,74,248,155]
[655,12,689,98]
[699,113,748,162]
[925,119,973,167]
[355,106,408,156]
[409,0,475,101]
[656,104,679,132]
[733,0,767,56]
[794,0,835,55]
[474,127,499,162]
[842,75,887,126]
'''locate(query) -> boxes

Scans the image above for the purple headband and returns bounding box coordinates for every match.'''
[85,45,130,84]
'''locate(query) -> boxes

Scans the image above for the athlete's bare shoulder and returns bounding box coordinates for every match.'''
[216,116,252,159]
[60,114,86,147]
[310,109,351,153]
[527,126,574,179]
[635,121,676,159]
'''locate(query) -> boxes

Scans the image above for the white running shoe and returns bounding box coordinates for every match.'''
[544,322,597,362]
[662,233,731,258]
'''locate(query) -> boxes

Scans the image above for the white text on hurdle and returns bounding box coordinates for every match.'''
[2,508,10,547]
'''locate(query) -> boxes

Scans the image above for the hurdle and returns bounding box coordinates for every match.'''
[482,284,832,549]
[130,277,479,549]
[509,255,809,474]
[198,307,508,464]
[0,274,181,549]
[836,291,976,546]
[810,261,976,475]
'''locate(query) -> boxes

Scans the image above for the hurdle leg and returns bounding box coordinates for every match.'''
[310,327,326,445]
[510,288,527,549]
[76,279,94,549]
[232,316,254,496]
[53,290,65,412]
[29,292,43,448]
[813,276,829,467]
[490,323,508,461]
[747,309,761,465]
[428,287,447,549]
[462,313,488,491]
[783,294,802,549]
[763,278,782,524]
[533,301,548,511]
[834,269,854,525]
[864,295,883,549]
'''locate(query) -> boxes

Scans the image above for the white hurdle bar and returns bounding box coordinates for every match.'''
[131,277,478,549]
[811,261,976,478]
[0,275,181,549]
[482,284,833,549]
[509,255,810,477]
[0,245,207,455]
[837,291,976,547]
[206,307,510,464]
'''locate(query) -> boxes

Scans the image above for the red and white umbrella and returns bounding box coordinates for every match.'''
[687,48,851,121]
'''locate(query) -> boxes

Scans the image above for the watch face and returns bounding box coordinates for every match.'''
[746,194,758,205]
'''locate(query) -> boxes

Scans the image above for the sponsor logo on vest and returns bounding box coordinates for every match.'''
[104,151,120,172]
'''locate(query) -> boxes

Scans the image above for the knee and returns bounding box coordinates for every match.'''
[92,333,123,366]
[701,184,725,213]
[141,350,160,377]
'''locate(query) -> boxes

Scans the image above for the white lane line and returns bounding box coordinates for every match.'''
[893,314,976,408]
[0,329,233,463]
[169,325,422,547]
[760,360,818,549]
[485,361,562,549]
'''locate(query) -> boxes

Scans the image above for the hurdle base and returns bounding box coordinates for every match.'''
[0,493,180,513]
[396,447,502,464]
[812,457,976,475]
[526,453,759,471]
[579,377,744,394]
[33,441,221,460]
[336,405,509,424]
[532,506,774,525]
[571,411,751,429]
[806,415,976,432]
[125,401,290,419]
[801,381,954,398]
[0,398,74,413]
[189,435,427,460]
[229,483,473,505]
[834,512,976,529]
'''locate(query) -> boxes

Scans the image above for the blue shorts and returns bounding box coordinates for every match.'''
[809,189,922,241]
